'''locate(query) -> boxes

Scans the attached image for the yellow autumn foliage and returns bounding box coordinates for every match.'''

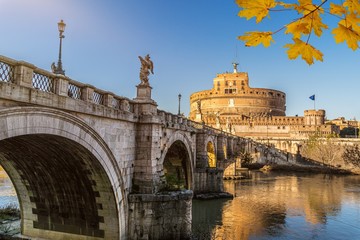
[238,31,274,47]
[236,0,360,65]
[285,38,323,65]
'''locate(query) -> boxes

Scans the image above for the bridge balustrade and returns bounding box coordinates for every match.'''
[0,55,136,114]
[32,69,55,93]
[67,82,82,99]
[0,60,14,83]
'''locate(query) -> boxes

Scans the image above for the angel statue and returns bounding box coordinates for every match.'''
[138,54,154,86]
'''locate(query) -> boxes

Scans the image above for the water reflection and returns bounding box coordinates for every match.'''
[193,172,360,239]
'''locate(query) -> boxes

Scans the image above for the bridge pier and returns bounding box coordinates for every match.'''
[128,191,192,240]
[127,84,193,239]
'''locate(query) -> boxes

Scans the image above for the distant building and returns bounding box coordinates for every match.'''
[326,117,359,130]
[326,117,359,138]
[189,64,340,140]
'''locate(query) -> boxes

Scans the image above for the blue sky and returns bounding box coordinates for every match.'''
[1,0,359,120]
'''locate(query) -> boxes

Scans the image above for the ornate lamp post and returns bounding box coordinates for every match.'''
[178,94,182,115]
[52,19,66,75]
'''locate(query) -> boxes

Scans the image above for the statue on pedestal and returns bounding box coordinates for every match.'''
[138,54,154,86]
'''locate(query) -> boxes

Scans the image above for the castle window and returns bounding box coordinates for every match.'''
[225,81,228,86]
[217,81,220,86]
[225,88,237,94]
[233,81,236,86]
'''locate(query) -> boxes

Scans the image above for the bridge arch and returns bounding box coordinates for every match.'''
[160,131,194,190]
[205,137,217,168]
[0,107,126,239]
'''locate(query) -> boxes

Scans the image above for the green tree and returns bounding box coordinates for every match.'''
[236,0,360,65]
[339,127,359,138]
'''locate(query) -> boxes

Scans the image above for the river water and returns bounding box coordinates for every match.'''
[1,170,360,239]
[193,171,360,240]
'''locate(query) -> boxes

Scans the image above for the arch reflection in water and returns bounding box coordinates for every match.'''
[193,172,360,239]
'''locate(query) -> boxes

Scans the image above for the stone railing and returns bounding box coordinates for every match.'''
[156,109,242,140]
[0,55,135,113]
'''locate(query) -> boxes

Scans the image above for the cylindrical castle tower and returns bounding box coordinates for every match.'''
[189,65,286,121]
[304,109,325,126]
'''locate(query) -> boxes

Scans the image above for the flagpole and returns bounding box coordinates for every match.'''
[309,94,316,110]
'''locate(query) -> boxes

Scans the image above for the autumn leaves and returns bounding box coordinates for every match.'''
[236,0,360,65]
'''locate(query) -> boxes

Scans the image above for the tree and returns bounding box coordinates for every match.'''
[301,133,342,165]
[339,127,359,138]
[342,144,360,167]
[236,0,360,65]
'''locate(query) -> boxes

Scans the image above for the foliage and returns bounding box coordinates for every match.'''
[342,144,360,167]
[240,151,254,164]
[236,0,360,65]
[300,133,342,165]
[163,173,185,191]
[0,204,20,221]
[339,127,359,138]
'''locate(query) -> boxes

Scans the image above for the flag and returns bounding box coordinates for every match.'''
[309,95,315,101]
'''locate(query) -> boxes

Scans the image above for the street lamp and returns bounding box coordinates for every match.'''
[52,19,66,75]
[178,94,182,115]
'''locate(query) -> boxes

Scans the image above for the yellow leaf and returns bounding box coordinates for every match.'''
[278,2,296,9]
[284,38,323,65]
[238,31,274,47]
[295,0,319,14]
[237,0,277,23]
[344,0,360,14]
[332,23,360,50]
[330,3,347,16]
[339,13,360,33]
[285,21,310,38]
[302,11,328,37]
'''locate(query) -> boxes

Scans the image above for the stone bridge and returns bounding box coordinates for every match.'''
[0,55,259,239]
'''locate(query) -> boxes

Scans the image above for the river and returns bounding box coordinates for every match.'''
[193,171,360,239]
[1,170,360,239]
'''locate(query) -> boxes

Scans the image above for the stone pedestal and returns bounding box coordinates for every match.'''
[135,84,152,100]
[134,84,158,115]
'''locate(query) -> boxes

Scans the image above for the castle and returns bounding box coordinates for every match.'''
[189,64,340,140]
